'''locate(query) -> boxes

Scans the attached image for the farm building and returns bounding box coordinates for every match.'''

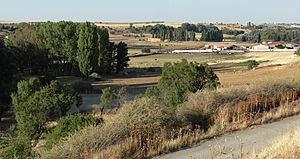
[252,44,270,51]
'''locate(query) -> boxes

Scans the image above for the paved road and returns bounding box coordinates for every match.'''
[157,114,300,159]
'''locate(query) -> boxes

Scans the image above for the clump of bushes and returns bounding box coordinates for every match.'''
[246,60,259,69]
[1,78,81,159]
[44,114,102,149]
[12,78,81,139]
[141,47,151,53]
[68,79,93,93]
[146,59,219,107]
[0,136,32,159]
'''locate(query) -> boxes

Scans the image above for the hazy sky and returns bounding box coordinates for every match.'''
[1,0,300,24]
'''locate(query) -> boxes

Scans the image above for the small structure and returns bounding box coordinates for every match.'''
[251,44,270,51]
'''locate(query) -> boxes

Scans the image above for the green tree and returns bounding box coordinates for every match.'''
[0,44,16,120]
[7,26,49,74]
[96,28,111,74]
[148,60,219,107]
[11,78,80,138]
[201,26,223,42]
[76,22,98,77]
[115,42,129,73]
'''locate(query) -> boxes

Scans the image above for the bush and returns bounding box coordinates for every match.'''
[99,87,115,114]
[149,59,219,107]
[44,114,102,149]
[0,136,32,159]
[68,79,93,93]
[141,47,151,53]
[246,60,259,69]
[12,78,80,139]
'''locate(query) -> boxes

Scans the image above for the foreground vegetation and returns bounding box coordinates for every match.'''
[40,81,300,159]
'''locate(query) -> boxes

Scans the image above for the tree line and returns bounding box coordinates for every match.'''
[5,21,129,77]
[144,24,196,41]
[222,28,244,36]
[200,26,223,42]
[140,23,224,42]
[236,27,300,43]
[0,21,130,121]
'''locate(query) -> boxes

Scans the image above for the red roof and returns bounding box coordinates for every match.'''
[263,40,286,46]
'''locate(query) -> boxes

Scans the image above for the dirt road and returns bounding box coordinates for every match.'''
[157,114,300,159]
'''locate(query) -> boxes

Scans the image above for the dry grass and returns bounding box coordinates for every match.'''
[129,53,244,68]
[41,81,300,159]
[41,97,175,159]
[247,129,300,159]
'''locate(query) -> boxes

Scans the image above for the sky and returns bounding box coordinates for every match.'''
[1,0,300,24]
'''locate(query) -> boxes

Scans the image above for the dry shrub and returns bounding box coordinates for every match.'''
[176,90,216,128]
[41,97,175,159]
[93,126,205,159]
[177,82,299,131]
[177,87,249,128]
[214,82,298,127]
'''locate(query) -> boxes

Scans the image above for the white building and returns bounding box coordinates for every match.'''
[250,44,270,52]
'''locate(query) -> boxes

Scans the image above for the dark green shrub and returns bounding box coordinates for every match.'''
[246,60,259,69]
[44,114,102,149]
[68,80,93,93]
[0,136,32,159]
[141,47,151,53]
[147,59,219,107]
[12,78,80,139]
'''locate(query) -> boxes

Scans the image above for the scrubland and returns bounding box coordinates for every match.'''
[40,80,300,159]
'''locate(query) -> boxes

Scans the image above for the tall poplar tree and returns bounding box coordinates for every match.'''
[76,22,97,77]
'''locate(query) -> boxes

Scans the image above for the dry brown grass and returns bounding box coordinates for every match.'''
[247,129,300,159]
[41,81,300,159]
[41,97,175,159]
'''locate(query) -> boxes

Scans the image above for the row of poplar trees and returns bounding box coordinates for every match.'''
[35,21,129,76]
[152,28,196,41]
[146,24,196,41]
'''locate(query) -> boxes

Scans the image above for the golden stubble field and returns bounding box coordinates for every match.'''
[93,51,300,90]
